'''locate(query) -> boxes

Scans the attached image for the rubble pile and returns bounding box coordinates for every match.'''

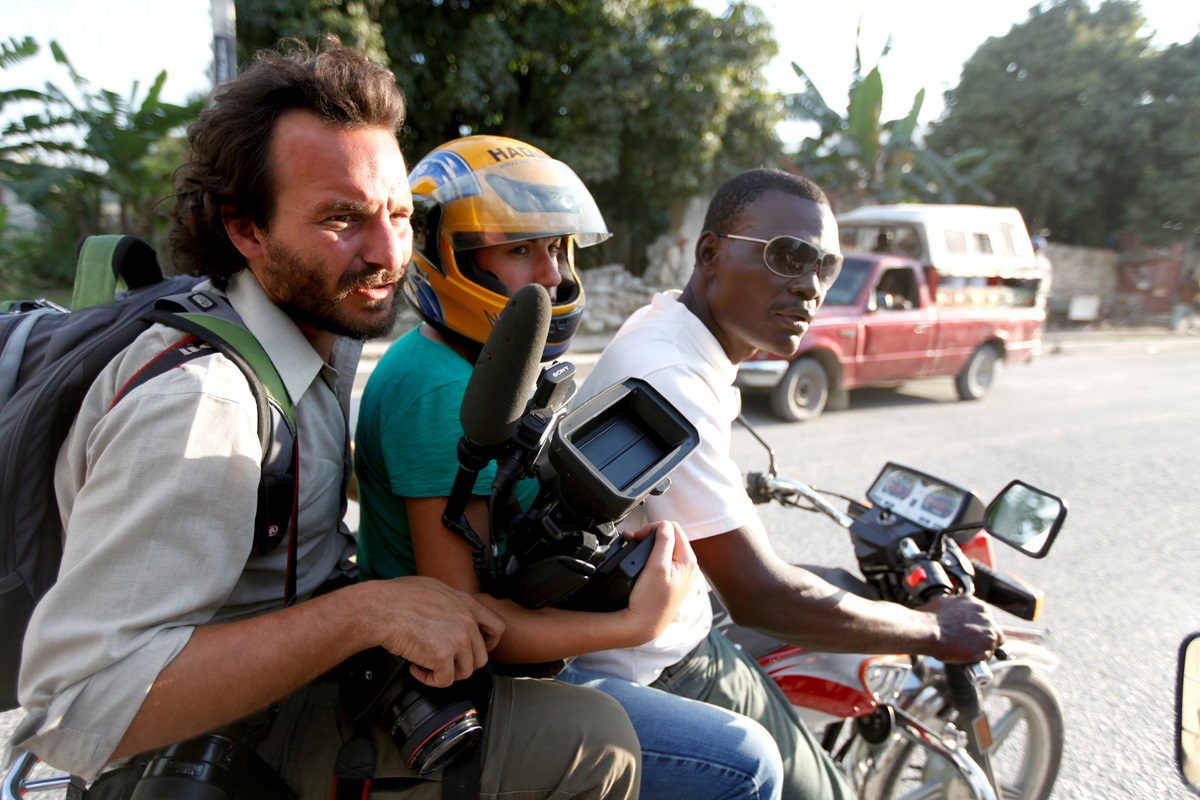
[391,263,673,338]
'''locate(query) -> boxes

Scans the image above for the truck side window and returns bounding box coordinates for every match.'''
[875,268,918,311]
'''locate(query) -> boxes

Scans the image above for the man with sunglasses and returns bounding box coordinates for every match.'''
[571,169,1004,800]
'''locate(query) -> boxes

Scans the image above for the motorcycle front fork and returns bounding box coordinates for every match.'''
[836,701,998,800]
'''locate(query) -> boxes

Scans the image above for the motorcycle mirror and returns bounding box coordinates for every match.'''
[736,414,778,478]
[1178,633,1200,796]
[982,480,1065,558]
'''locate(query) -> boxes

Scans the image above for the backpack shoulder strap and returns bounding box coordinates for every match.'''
[172,312,296,430]
[138,292,301,605]
[71,235,164,311]
[144,290,296,431]
[0,307,59,407]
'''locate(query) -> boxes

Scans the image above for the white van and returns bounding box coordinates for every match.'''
[837,204,1042,281]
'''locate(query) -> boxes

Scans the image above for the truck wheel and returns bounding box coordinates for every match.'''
[955,344,998,401]
[770,357,829,422]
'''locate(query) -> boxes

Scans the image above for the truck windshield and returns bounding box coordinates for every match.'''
[825,256,873,305]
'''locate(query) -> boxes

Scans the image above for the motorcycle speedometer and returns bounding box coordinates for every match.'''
[865,463,974,531]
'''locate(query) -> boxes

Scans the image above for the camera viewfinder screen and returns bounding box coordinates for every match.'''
[574,414,668,493]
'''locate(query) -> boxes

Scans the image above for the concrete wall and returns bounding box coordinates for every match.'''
[1041,242,1120,319]
[642,194,709,290]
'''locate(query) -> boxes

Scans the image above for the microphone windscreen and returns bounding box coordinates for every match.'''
[460,284,552,447]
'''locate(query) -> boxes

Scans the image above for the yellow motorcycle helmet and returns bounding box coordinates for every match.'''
[403,135,610,360]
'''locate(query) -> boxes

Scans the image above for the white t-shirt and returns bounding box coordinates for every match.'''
[569,291,759,684]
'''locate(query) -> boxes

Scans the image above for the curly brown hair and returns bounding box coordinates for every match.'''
[170,37,406,287]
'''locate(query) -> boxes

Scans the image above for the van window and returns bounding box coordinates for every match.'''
[974,233,994,254]
[999,223,1018,256]
[945,229,967,254]
[894,229,921,259]
[842,225,922,258]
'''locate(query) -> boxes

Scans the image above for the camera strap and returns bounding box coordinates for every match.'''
[440,741,483,800]
[439,668,492,800]
[332,735,375,799]
[328,734,483,799]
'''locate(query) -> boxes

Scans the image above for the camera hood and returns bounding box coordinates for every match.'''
[549,378,699,522]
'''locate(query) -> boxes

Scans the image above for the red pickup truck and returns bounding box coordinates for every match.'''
[736,253,1045,421]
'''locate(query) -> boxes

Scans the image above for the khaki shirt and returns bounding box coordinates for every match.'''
[11,270,360,780]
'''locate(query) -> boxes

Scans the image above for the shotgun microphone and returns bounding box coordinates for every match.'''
[444,284,552,553]
[459,283,552,448]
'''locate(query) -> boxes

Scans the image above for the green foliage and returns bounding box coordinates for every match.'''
[236,0,389,63]
[785,24,996,208]
[926,0,1177,246]
[0,38,201,287]
[1125,38,1200,242]
[238,0,785,272]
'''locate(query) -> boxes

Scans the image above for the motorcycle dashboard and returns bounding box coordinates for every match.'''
[866,464,972,531]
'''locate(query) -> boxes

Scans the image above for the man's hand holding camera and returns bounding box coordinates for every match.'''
[618,521,699,647]
[358,577,505,688]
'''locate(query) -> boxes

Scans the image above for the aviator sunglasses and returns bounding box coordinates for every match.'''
[715,233,843,289]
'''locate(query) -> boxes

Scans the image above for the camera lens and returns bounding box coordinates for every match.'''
[338,648,484,775]
[381,680,483,775]
[129,734,292,800]
[130,735,236,800]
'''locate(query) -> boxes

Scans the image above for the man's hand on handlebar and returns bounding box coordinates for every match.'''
[920,594,1005,664]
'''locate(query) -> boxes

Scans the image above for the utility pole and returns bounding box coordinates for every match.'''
[211,0,237,85]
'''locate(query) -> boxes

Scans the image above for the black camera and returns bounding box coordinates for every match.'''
[127,734,293,800]
[448,364,699,611]
[336,646,483,776]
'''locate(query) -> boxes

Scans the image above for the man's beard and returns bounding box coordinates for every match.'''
[259,237,403,341]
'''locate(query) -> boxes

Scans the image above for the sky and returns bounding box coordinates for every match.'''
[3,0,1200,142]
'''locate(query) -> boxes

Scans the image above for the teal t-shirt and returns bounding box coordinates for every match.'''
[354,326,536,580]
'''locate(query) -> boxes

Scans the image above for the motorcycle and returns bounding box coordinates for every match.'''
[712,416,1067,800]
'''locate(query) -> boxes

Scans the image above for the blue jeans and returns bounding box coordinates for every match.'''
[558,662,782,800]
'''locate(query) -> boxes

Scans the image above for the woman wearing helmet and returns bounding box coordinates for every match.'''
[356,136,782,800]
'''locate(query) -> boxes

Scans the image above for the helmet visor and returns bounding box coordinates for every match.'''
[430,158,611,251]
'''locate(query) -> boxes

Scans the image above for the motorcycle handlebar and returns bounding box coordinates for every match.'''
[752,474,855,529]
